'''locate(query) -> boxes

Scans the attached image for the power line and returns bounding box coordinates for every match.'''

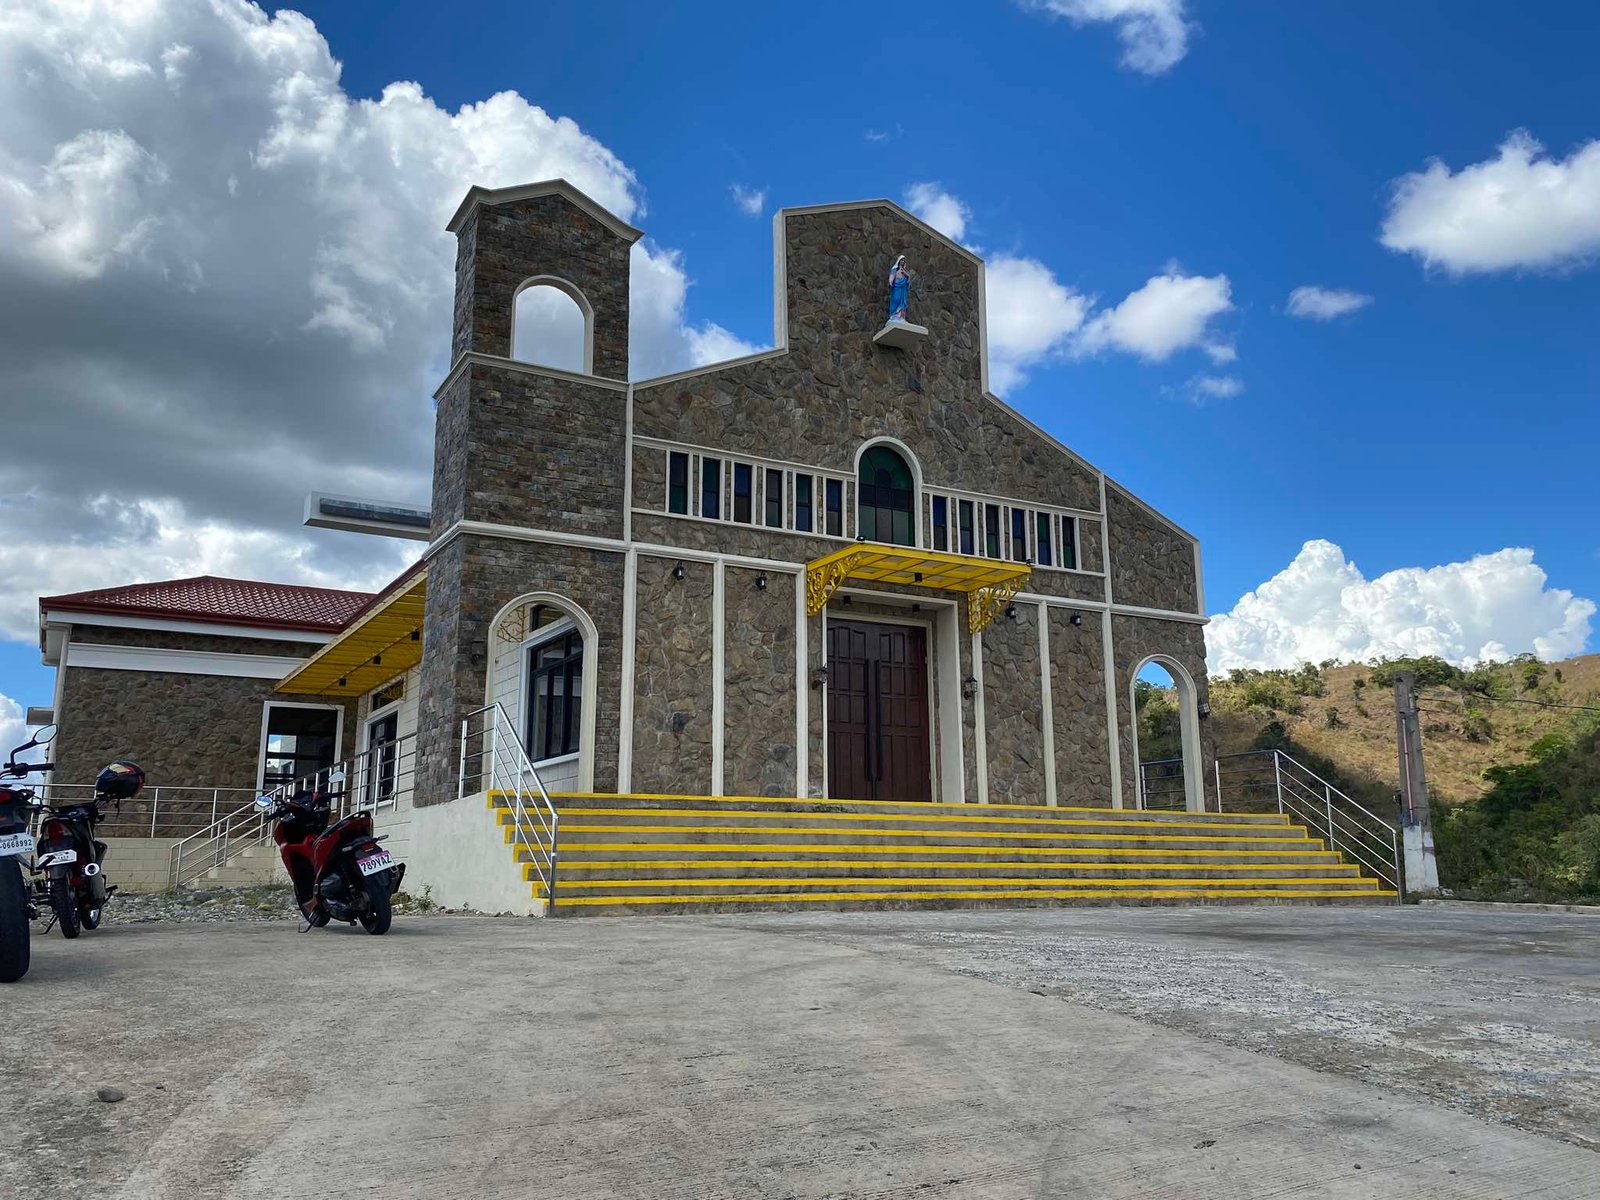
[1417,691,1600,715]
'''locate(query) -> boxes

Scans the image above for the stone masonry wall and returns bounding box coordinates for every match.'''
[433,363,627,536]
[632,206,1102,514]
[980,606,1046,805]
[1111,615,1211,809]
[453,193,631,378]
[1049,607,1112,808]
[631,554,715,795]
[415,535,625,807]
[1107,484,1199,614]
[723,566,798,796]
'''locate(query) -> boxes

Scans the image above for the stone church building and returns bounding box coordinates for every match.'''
[37,179,1225,902]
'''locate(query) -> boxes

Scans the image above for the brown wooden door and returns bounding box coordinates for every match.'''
[826,620,932,802]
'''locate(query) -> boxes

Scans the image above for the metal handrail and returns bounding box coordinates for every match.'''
[459,703,560,912]
[166,734,416,890]
[1136,757,1187,810]
[1213,748,1401,898]
[41,783,261,838]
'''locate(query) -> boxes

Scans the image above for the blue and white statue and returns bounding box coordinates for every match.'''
[887,255,911,323]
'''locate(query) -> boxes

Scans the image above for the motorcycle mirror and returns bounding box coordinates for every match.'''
[253,795,275,810]
[29,723,57,746]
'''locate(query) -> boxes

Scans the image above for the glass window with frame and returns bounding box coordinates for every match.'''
[667,451,689,514]
[700,457,721,520]
[1036,512,1053,567]
[857,446,916,547]
[732,462,753,523]
[984,504,1001,558]
[931,495,948,552]
[824,478,843,536]
[795,474,814,532]
[957,499,975,555]
[525,627,583,762]
[1010,508,1028,561]
[261,705,339,791]
[1061,516,1078,570]
[764,468,783,527]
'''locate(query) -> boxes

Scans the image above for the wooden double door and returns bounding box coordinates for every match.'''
[826,619,932,802]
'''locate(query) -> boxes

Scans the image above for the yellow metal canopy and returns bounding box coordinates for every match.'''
[805,544,1031,634]
[276,571,427,697]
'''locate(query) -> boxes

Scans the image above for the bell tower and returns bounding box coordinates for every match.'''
[416,180,640,807]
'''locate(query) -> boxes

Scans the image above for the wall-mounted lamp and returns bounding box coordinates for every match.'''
[961,676,979,699]
[913,572,923,583]
[911,603,921,614]
[840,594,852,607]
[1068,612,1084,627]
[755,572,768,591]
[810,663,830,689]
[1198,701,1212,720]
[672,561,686,581]
[1004,604,1019,621]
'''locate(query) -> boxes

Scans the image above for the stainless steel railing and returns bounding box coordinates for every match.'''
[1212,749,1402,898]
[39,783,261,838]
[1135,757,1187,811]
[166,734,416,890]
[459,703,559,913]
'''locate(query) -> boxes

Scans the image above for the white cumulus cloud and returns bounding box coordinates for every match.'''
[0,694,28,758]
[1187,374,1243,403]
[0,0,758,642]
[1206,540,1595,672]
[904,182,972,243]
[1381,131,1600,274]
[1076,269,1233,361]
[1017,0,1192,75]
[1287,285,1373,320]
[730,184,765,216]
[984,254,1093,391]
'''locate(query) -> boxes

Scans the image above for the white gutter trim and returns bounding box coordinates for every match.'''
[42,611,333,645]
[64,643,304,680]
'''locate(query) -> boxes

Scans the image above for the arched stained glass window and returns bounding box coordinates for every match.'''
[858,446,916,546]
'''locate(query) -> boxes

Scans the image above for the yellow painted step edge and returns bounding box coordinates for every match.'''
[529,807,1292,835]
[542,875,1378,891]
[550,859,1363,873]
[540,791,1293,823]
[530,887,1399,906]
[541,823,1315,845]
[550,841,1338,858]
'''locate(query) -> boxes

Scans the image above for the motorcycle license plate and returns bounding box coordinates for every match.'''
[0,832,33,858]
[36,848,77,869]
[357,851,394,877]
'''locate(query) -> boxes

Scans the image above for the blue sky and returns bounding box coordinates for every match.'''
[0,0,1595,728]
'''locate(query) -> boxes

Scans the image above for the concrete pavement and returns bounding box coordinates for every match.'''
[2,907,1597,1198]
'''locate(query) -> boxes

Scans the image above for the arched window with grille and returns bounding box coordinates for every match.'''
[857,445,917,546]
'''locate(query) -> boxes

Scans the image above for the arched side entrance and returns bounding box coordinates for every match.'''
[483,592,600,792]
[1128,654,1205,813]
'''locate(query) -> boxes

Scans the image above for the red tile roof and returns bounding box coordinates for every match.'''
[40,575,375,634]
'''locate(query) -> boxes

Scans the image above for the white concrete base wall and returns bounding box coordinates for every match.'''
[102,837,184,892]
[400,793,545,917]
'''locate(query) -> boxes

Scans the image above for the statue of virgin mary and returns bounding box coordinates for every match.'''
[887,255,911,323]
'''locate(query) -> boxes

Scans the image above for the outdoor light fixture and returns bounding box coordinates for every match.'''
[411,629,421,641]
[336,676,347,688]
[1069,612,1083,627]
[911,603,921,614]
[371,654,381,666]
[672,562,686,581]
[1198,702,1212,719]
[1005,604,1019,621]
[913,572,923,583]
[755,572,768,591]
[840,594,852,607]
[961,676,979,699]
[810,663,830,688]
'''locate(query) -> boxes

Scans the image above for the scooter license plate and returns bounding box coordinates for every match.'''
[0,832,34,858]
[357,851,394,877]
[36,848,77,869]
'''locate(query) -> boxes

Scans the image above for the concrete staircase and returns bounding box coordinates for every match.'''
[490,794,1397,915]
[195,844,287,888]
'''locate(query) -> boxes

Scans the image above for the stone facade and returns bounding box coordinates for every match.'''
[631,554,716,794]
[416,187,1209,814]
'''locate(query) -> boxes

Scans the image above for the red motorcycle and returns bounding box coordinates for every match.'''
[255,788,404,934]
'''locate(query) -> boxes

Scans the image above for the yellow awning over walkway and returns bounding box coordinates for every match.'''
[276,571,427,697]
[804,544,1031,633]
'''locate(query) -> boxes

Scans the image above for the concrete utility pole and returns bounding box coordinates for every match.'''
[1394,670,1441,895]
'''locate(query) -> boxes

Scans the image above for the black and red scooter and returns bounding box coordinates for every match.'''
[255,783,404,934]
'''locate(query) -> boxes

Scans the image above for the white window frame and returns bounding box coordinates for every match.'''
[518,615,583,768]
[257,701,344,793]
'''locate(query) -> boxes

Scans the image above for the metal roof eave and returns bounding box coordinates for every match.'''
[275,572,428,698]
